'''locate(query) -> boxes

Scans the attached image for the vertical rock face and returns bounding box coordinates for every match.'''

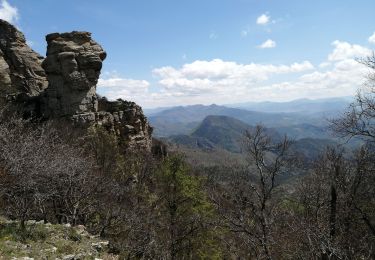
[41,31,152,151]
[72,98,153,151]
[98,98,153,151]
[42,31,106,117]
[0,20,153,152]
[0,19,47,107]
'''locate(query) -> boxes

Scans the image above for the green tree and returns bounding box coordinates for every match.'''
[156,155,222,259]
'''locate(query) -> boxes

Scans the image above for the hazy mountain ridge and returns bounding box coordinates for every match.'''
[167,115,338,161]
[190,115,256,152]
[226,97,352,114]
[147,98,348,139]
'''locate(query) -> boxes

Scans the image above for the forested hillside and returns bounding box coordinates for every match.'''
[0,15,374,260]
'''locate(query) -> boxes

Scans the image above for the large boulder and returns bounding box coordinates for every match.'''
[0,19,47,108]
[42,31,107,117]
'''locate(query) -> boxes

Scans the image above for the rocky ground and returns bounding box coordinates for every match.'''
[0,216,118,260]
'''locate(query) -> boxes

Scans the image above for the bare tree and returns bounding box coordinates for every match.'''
[0,115,98,228]
[331,54,375,142]
[212,125,292,259]
[293,145,375,259]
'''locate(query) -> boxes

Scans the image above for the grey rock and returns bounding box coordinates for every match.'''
[42,31,106,117]
[62,255,75,260]
[0,19,47,108]
[91,241,109,252]
[73,98,153,151]
[41,31,152,151]
[0,20,152,152]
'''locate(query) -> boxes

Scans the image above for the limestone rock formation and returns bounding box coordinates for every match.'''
[0,19,47,107]
[73,98,153,151]
[0,19,153,152]
[40,31,152,151]
[42,31,106,117]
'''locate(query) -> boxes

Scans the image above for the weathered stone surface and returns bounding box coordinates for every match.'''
[42,31,106,117]
[0,19,47,107]
[41,31,152,151]
[0,20,152,152]
[72,98,153,151]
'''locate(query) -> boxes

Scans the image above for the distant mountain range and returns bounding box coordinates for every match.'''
[165,115,338,160]
[146,97,352,139]
[168,115,281,153]
[191,115,256,153]
[226,97,352,115]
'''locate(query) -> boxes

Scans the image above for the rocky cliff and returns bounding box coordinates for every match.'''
[0,19,48,108]
[0,19,152,152]
[42,31,106,117]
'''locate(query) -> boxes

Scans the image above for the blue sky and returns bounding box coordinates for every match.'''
[3,0,375,108]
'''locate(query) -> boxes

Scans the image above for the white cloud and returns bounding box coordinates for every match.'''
[369,32,375,44]
[319,62,331,69]
[153,59,313,82]
[246,45,368,102]
[258,39,276,49]
[256,13,270,25]
[328,40,372,61]
[262,59,367,101]
[0,0,18,24]
[97,75,150,104]
[241,30,248,37]
[149,59,314,105]
[99,37,373,108]
[145,39,370,106]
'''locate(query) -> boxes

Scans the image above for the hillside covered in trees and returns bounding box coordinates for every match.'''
[0,16,374,260]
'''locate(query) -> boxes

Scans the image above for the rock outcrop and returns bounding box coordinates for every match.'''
[0,19,47,107]
[0,20,152,152]
[42,31,106,117]
[71,98,153,152]
[0,218,117,259]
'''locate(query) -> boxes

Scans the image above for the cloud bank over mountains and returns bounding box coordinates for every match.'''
[98,35,373,108]
[6,0,371,109]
